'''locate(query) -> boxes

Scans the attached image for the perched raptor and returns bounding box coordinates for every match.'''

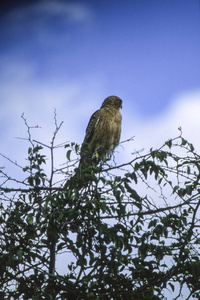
[64,96,122,189]
[81,95,122,164]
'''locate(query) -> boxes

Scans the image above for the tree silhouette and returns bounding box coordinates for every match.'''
[0,115,200,300]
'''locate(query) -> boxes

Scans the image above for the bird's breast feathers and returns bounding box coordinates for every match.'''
[82,97,122,160]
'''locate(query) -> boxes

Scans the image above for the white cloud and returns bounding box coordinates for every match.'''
[1,53,200,179]
[122,90,200,164]
[1,50,200,189]
[1,0,93,50]
[5,0,92,24]
[167,91,200,144]
[0,57,105,182]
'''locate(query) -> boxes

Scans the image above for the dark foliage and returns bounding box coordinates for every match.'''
[0,119,200,300]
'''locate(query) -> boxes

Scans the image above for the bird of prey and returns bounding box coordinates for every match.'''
[64,95,122,189]
[81,95,122,164]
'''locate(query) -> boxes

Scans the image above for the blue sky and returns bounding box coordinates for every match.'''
[1,0,200,116]
[0,0,200,169]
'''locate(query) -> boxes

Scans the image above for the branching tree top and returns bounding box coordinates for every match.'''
[0,115,200,300]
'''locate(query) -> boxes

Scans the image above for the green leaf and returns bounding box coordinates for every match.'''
[189,143,194,152]
[130,189,141,202]
[181,138,187,146]
[33,145,43,153]
[148,219,157,228]
[165,139,172,149]
[66,150,72,161]
[75,143,80,153]
[28,176,34,186]
[23,166,29,172]
[26,214,33,225]
[17,249,23,261]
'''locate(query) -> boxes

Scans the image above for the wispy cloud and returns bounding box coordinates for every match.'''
[0,55,105,180]
[4,0,92,24]
[120,90,200,166]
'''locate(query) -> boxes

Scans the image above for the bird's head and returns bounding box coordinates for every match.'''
[101,96,122,110]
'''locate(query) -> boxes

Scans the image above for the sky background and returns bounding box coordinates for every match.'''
[0,1,200,298]
[0,0,200,173]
